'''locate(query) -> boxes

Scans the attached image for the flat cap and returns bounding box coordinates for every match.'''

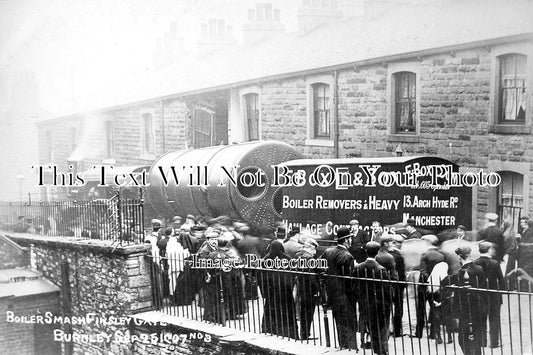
[406,218,416,226]
[485,213,498,221]
[349,219,359,225]
[216,215,233,225]
[151,219,163,228]
[380,234,393,242]
[172,216,183,222]
[206,231,220,239]
[186,214,196,220]
[421,234,439,245]
[219,231,234,241]
[190,225,206,232]
[455,245,472,258]
[457,224,466,230]
[392,234,405,242]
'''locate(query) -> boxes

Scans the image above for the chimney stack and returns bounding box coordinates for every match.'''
[197,18,237,56]
[243,2,286,45]
[297,0,343,34]
[153,21,188,71]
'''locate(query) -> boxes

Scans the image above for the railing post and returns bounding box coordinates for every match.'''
[60,261,73,355]
[116,191,122,244]
[218,272,226,325]
[319,274,331,347]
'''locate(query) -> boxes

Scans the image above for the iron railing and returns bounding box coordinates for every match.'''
[0,197,144,244]
[148,255,533,354]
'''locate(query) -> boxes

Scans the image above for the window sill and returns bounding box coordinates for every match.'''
[386,134,420,143]
[140,154,156,161]
[304,139,334,147]
[488,125,531,134]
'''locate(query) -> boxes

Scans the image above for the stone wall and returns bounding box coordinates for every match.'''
[6,234,152,355]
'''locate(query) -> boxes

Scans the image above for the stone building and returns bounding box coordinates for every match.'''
[36,0,533,230]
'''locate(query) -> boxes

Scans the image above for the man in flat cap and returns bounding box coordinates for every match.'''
[415,234,445,339]
[441,245,487,355]
[354,241,392,355]
[479,213,505,262]
[348,219,370,263]
[284,225,303,258]
[456,224,470,241]
[295,237,320,340]
[322,227,358,350]
[474,241,504,348]
[145,219,163,251]
[171,216,183,232]
[381,234,406,337]
[405,218,422,239]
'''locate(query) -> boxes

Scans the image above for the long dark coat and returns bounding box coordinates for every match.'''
[322,245,357,349]
[256,241,299,339]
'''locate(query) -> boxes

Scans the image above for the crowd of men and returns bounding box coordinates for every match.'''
[144,212,531,355]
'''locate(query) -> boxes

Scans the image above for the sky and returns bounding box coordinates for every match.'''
[0,0,300,117]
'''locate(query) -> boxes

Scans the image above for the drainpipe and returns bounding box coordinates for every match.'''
[333,70,339,158]
[160,100,166,153]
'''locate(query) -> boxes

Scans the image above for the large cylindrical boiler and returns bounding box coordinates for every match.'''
[146,141,303,231]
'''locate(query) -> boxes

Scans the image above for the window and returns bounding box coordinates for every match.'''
[490,43,532,133]
[393,71,416,133]
[141,113,155,155]
[305,75,334,147]
[498,53,527,123]
[244,93,259,141]
[312,83,331,138]
[387,63,420,142]
[104,121,114,158]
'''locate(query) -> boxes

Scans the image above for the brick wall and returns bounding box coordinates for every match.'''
[0,293,60,355]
